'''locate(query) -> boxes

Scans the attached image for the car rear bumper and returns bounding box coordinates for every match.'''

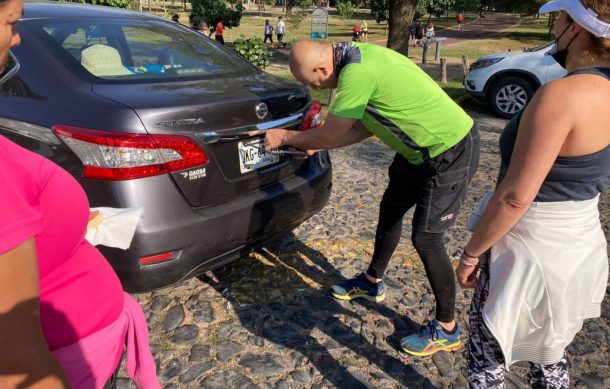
[97,152,333,292]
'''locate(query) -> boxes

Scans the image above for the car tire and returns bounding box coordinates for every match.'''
[487,77,535,119]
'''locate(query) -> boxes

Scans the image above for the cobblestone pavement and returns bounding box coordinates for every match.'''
[119,101,610,389]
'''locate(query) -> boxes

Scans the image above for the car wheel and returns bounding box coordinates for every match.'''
[488,77,534,119]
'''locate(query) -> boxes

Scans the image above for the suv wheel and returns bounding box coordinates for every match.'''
[488,77,534,119]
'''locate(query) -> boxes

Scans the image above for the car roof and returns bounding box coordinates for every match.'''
[22,1,163,21]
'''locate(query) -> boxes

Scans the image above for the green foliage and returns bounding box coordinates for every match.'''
[413,0,455,19]
[369,0,389,23]
[453,0,480,11]
[75,0,130,8]
[233,35,270,68]
[336,1,354,20]
[191,0,244,31]
[492,0,541,15]
[300,0,314,8]
[264,0,276,6]
[286,9,307,32]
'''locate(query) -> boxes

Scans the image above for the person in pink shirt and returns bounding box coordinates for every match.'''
[0,1,159,388]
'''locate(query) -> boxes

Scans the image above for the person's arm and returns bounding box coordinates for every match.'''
[0,240,69,388]
[457,81,574,286]
[265,115,371,151]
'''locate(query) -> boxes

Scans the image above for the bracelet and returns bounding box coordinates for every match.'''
[462,249,480,259]
[460,251,480,267]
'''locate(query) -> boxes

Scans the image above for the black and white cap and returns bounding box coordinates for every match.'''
[540,0,610,38]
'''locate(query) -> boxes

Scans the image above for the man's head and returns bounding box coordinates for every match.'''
[289,40,337,90]
[0,0,22,74]
[278,16,282,21]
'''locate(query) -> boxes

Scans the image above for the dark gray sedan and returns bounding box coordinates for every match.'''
[0,2,332,292]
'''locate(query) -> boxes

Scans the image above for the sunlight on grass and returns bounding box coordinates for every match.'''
[147,5,552,103]
[442,15,552,60]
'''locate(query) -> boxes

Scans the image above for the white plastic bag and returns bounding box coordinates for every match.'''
[85,207,143,250]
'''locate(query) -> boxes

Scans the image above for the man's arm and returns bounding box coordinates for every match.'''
[265,114,372,152]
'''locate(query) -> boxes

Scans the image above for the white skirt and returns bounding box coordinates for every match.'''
[470,194,608,366]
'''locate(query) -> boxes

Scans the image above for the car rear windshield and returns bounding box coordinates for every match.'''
[24,17,253,81]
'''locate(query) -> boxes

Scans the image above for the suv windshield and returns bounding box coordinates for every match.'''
[24,17,252,81]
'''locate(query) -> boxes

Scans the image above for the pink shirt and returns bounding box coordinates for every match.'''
[0,135,124,350]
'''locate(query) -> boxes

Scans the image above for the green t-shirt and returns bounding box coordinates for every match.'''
[330,42,473,165]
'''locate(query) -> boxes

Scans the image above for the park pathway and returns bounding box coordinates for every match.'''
[371,12,521,47]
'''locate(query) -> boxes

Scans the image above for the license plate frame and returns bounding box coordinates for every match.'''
[238,137,279,174]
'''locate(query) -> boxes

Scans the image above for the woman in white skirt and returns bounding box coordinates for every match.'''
[456,0,610,387]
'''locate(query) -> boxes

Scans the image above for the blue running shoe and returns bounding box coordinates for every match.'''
[330,273,385,302]
[400,319,461,357]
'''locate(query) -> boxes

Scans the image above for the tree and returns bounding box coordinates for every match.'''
[370,0,389,23]
[75,0,130,7]
[453,0,479,11]
[387,0,418,54]
[191,0,244,31]
[337,1,355,20]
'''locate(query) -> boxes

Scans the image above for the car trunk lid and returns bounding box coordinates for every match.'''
[90,73,313,208]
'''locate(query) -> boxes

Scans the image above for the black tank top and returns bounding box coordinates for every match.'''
[498,68,610,202]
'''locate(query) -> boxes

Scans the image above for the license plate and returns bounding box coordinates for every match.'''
[238,138,279,174]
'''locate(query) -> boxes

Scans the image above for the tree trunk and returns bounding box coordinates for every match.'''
[387,0,417,56]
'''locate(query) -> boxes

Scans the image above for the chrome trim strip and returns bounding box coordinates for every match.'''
[197,113,303,144]
[0,117,61,145]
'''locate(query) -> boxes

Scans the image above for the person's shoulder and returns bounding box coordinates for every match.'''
[0,137,50,190]
[528,75,605,121]
[542,74,604,99]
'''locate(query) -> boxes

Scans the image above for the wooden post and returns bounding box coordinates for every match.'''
[434,40,442,61]
[462,55,470,76]
[440,58,447,84]
[422,41,429,64]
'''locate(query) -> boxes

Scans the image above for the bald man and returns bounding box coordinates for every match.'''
[265,40,479,357]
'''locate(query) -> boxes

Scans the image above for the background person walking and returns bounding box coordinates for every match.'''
[360,20,368,42]
[215,19,224,45]
[264,19,273,44]
[457,12,464,30]
[276,16,285,48]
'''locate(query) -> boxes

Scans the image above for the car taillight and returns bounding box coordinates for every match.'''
[52,125,208,180]
[301,100,323,130]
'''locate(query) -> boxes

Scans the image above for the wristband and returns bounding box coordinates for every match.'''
[463,249,480,259]
[460,252,480,267]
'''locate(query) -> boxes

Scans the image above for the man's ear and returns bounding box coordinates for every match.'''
[317,66,331,76]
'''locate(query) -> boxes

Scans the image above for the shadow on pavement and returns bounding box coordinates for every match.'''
[199,235,427,388]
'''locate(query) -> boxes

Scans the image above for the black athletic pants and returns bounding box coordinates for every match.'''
[366,126,480,322]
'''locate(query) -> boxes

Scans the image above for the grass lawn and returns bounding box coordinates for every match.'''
[259,11,552,104]
[148,5,552,103]
[441,16,553,59]
[157,4,477,44]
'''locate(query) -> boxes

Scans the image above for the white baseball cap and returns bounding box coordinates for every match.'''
[540,0,610,39]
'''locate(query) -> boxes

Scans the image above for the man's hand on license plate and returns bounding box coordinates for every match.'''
[264,128,318,158]
[264,128,286,152]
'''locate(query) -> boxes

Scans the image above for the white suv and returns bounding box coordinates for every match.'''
[464,42,567,118]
